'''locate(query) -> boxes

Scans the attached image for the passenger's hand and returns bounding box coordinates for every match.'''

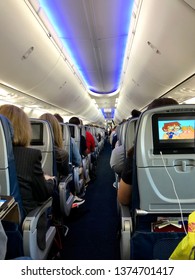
[44,174,55,181]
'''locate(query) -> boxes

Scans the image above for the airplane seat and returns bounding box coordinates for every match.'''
[60,122,79,214]
[115,123,123,147]
[61,122,71,159]
[22,197,56,259]
[95,127,102,154]
[30,119,74,217]
[80,124,90,181]
[67,123,80,150]
[65,123,85,193]
[98,127,105,151]
[93,127,100,156]
[112,122,126,191]
[85,125,98,174]
[0,114,23,217]
[95,127,101,152]
[118,117,138,260]
[130,104,195,259]
[0,114,24,259]
[120,121,128,147]
[98,128,105,151]
[0,115,56,259]
[67,123,89,189]
[29,118,56,176]
[124,117,139,159]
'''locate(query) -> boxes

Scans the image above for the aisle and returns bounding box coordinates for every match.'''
[61,141,121,260]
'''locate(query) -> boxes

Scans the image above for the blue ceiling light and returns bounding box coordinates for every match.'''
[38,0,134,95]
[101,108,115,119]
[111,108,115,119]
[38,0,90,85]
[101,108,107,119]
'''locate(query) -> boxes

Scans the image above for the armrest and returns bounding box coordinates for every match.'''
[22,197,52,232]
[73,167,84,194]
[58,174,74,216]
[120,204,132,231]
[118,203,132,260]
[82,157,89,180]
[22,197,56,259]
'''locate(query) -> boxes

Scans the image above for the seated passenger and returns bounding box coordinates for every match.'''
[110,144,125,177]
[39,113,69,180]
[71,137,82,167]
[54,113,82,167]
[0,104,55,216]
[110,111,141,187]
[69,116,88,157]
[109,126,117,148]
[86,130,95,154]
[117,98,179,206]
[41,113,85,207]
[85,129,97,181]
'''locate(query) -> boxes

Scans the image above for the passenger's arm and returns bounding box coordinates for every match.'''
[117,179,132,206]
[110,145,125,175]
[32,150,54,201]
[71,138,82,167]
[55,147,70,176]
[117,154,133,206]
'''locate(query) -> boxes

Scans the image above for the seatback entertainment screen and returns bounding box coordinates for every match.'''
[152,113,195,154]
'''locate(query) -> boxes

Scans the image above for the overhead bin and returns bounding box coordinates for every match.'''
[116,0,195,121]
[0,0,104,124]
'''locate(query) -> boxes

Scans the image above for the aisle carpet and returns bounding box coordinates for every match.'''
[61,140,121,260]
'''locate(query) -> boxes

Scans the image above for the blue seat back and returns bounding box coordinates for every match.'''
[61,123,72,163]
[0,114,23,216]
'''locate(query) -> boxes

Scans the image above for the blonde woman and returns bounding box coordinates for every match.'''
[0,104,55,216]
[39,113,69,179]
[41,113,85,207]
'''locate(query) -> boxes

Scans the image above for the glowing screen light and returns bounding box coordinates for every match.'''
[39,0,134,94]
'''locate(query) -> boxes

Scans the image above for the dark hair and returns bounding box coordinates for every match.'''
[147,97,178,110]
[131,109,141,118]
[69,116,80,125]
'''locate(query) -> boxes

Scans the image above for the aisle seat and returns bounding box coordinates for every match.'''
[30,119,74,217]
[67,123,89,189]
[130,104,195,259]
[0,114,56,259]
[118,117,138,260]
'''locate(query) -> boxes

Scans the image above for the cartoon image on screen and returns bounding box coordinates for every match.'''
[152,113,195,154]
[158,120,195,140]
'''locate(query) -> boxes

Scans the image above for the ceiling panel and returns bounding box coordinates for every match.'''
[38,0,133,95]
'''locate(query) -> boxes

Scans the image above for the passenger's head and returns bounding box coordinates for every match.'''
[131,109,141,118]
[147,97,178,110]
[0,104,31,147]
[39,113,63,148]
[69,116,80,125]
[54,113,63,123]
